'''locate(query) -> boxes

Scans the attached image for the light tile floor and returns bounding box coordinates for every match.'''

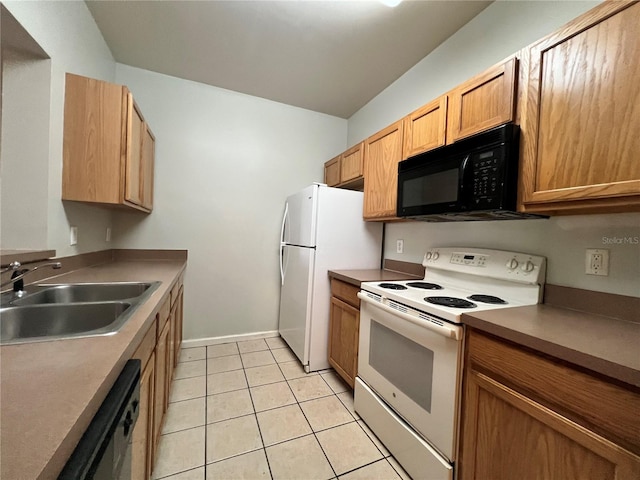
[153,336,411,480]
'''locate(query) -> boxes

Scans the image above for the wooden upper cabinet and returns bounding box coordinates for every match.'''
[518,1,640,215]
[363,120,404,220]
[324,156,340,187]
[125,98,144,206]
[403,96,448,158]
[447,58,517,144]
[63,73,154,212]
[141,124,155,210]
[324,142,365,189]
[340,142,364,184]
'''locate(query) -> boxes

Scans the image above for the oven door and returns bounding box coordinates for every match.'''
[397,150,471,217]
[356,295,463,461]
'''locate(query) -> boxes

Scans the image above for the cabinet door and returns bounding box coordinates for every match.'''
[340,142,364,184]
[125,95,145,207]
[141,124,155,210]
[363,120,404,220]
[403,96,447,158]
[459,369,640,480]
[62,73,126,205]
[132,353,155,480]
[324,156,340,187]
[154,319,170,444]
[447,58,517,143]
[174,288,184,367]
[328,297,359,388]
[519,2,640,214]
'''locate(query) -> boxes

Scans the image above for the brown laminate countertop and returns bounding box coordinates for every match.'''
[462,304,640,388]
[0,259,186,480]
[328,269,421,287]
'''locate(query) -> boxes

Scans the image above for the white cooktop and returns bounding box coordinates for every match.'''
[360,247,547,324]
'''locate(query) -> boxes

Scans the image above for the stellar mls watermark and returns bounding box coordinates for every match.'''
[602,236,639,245]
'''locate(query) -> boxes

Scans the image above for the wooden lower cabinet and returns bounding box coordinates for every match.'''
[328,279,361,388]
[459,329,640,480]
[129,279,185,479]
[173,287,184,367]
[131,351,155,480]
[154,318,170,444]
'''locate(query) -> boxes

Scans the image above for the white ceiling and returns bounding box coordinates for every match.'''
[86,1,492,118]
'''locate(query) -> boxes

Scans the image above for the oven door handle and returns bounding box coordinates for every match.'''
[358,292,462,341]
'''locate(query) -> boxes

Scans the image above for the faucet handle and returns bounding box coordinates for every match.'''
[1,261,22,274]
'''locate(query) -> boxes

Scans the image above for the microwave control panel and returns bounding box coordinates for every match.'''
[471,150,503,204]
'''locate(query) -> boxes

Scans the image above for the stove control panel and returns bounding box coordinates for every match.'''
[449,253,488,267]
[423,247,547,285]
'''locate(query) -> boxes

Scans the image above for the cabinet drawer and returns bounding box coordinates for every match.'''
[330,278,360,308]
[132,318,157,369]
[466,329,640,456]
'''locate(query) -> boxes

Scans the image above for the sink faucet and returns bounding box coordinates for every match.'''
[0,261,63,296]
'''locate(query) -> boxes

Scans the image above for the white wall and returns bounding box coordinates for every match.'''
[2,1,117,256]
[113,64,347,340]
[347,0,640,298]
[1,46,51,249]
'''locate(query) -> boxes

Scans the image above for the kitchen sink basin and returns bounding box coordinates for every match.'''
[9,282,155,306]
[0,302,132,344]
[0,281,161,345]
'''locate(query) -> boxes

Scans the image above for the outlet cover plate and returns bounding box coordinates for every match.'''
[585,248,609,276]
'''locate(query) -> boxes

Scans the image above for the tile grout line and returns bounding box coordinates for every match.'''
[240,341,275,480]
[177,339,395,479]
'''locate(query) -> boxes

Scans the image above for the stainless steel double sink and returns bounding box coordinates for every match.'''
[0,282,160,345]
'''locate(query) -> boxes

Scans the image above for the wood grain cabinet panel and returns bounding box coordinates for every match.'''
[403,96,448,158]
[324,156,340,187]
[154,317,170,446]
[63,73,155,212]
[519,1,640,214]
[363,120,404,220]
[447,58,517,143]
[458,329,640,480]
[174,287,184,367]
[131,351,155,480]
[328,295,359,388]
[340,142,364,184]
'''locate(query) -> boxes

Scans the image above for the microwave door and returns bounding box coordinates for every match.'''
[397,156,464,217]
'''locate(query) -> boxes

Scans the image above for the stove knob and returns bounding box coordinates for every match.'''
[432,252,440,261]
[425,252,433,260]
[521,260,535,272]
[506,258,519,270]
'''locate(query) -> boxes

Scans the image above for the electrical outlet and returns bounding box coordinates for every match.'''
[70,226,78,246]
[396,239,404,254]
[106,227,112,242]
[586,248,609,276]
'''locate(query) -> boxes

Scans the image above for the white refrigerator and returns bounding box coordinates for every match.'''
[278,184,383,372]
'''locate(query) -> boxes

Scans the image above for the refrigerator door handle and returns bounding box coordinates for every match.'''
[279,245,285,286]
[280,202,289,246]
[280,203,289,286]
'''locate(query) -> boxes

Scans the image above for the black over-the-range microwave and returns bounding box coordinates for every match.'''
[396,123,545,221]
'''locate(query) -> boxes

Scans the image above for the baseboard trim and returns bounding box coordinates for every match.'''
[182,330,280,348]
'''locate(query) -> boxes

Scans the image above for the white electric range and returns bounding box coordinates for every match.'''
[354,247,546,480]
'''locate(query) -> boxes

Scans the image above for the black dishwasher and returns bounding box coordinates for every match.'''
[59,359,141,480]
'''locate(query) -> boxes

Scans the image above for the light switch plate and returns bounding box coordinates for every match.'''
[70,226,78,246]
